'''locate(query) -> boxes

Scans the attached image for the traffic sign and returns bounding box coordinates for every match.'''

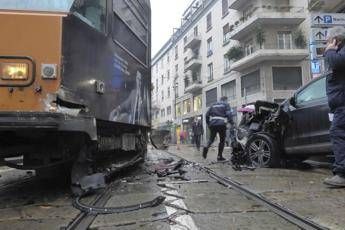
[312,28,328,42]
[311,13,345,27]
[311,60,321,74]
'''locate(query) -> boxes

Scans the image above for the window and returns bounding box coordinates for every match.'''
[156,79,158,92]
[206,88,217,107]
[175,64,179,75]
[277,31,292,49]
[167,52,170,63]
[161,109,165,117]
[221,81,236,100]
[183,99,192,114]
[112,2,147,64]
[207,63,213,82]
[167,87,171,98]
[296,77,326,105]
[161,90,164,100]
[223,24,230,44]
[176,103,182,117]
[161,75,164,84]
[112,0,148,42]
[222,0,229,17]
[241,70,260,97]
[175,45,179,60]
[194,26,198,36]
[184,36,188,52]
[207,37,213,56]
[175,82,179,98]
[167,70,170,81]
[74,0,106,32]
[224,55,231,73]
[184,36,188,45]
[167,106,172,115]
[244,40,254,56]
[206,12,212,31]
[193,95,202,112]
[273,67,302,90]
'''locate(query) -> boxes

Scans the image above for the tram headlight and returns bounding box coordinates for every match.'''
[1,63,29,80]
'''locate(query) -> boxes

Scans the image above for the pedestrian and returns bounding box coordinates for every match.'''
[192,119,204,151]
[203,96,234,161]
[180,130,185,145]
[323,26,345,187]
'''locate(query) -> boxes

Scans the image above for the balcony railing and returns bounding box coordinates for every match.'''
[184,33,202,49]
[184,55,202,72]
[229,6,305,40]
[230,42,309,71]
[184,79,203,94]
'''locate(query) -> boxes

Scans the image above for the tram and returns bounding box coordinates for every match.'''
[0,0,151,194]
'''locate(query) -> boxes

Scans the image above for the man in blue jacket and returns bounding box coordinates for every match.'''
[203,96,234,161]
[323,26,345,187]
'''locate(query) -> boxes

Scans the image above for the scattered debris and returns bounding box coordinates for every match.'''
[73,195,166,215]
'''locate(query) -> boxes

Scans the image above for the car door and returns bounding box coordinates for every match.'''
[284,76,331,155]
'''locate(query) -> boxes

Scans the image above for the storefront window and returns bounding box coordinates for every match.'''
[183,99,191,115]
[193,95,202,112]
[175,103,181,117]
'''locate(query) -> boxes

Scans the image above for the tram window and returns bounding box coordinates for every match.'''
[113,0,148,43]
[73,0,106,32]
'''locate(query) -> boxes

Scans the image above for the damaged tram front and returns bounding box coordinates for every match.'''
[0,0,151,194]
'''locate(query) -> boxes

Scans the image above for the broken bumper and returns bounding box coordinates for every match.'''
[0,112,97,141]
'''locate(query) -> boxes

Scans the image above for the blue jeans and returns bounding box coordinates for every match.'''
[330,108,345,176]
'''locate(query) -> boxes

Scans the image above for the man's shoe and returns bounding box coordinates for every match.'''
[202,148,208,159]
[324,175,345,187]
[217,156,227,162]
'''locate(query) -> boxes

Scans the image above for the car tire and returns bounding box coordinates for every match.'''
[245,133,281,168]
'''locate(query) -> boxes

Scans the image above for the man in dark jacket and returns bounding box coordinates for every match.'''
[203,96,234,161]
[323,26,345,187]
[192,119,204,151]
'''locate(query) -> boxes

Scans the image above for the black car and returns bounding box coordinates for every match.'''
[243,75,331,167]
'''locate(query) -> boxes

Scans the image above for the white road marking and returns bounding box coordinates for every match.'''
[162,184,199,230]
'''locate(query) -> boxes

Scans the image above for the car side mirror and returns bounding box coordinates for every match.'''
[289,96,296,107]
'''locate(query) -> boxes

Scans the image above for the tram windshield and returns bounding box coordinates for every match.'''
[0,0,75,13]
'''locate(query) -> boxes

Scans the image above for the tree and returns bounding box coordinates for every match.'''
[256,25,266,49]
[293,29,307,49]
[226,46,244,61]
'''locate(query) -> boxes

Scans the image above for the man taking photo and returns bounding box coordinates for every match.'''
[323,26,345,187]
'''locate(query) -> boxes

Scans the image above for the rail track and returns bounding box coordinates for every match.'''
[164,150,329,230]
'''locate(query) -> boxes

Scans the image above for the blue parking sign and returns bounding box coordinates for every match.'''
[311,60,321,74]
[324,15,333,24]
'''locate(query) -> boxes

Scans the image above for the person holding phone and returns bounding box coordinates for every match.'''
[323,26,345,187]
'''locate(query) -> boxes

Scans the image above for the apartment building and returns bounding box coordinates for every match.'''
[151,0,345,143]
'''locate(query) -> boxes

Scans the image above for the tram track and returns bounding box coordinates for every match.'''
[163,150,329,230]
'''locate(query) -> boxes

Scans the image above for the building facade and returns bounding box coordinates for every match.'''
[151,0,345,144]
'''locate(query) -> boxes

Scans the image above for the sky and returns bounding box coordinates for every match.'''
[151,0,194,57]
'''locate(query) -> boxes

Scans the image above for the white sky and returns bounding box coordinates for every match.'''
[151,0,194,57]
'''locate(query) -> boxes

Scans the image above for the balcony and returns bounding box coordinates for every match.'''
[184,33,202,50]
[230,7,306,40]
[185,79,203,94]
[230,43,309,72]
[229,0,247,10]
[184,55,202,72]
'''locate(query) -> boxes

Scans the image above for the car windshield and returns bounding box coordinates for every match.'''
[0,0,75,13]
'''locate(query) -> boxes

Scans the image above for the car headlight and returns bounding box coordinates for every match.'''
[1,63,29,80]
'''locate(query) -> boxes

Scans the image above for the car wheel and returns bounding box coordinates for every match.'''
[245,133,281,168]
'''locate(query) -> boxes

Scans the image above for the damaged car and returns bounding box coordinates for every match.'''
[236,75,331,168]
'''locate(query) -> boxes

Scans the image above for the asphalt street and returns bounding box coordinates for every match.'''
[0,146,343,230]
